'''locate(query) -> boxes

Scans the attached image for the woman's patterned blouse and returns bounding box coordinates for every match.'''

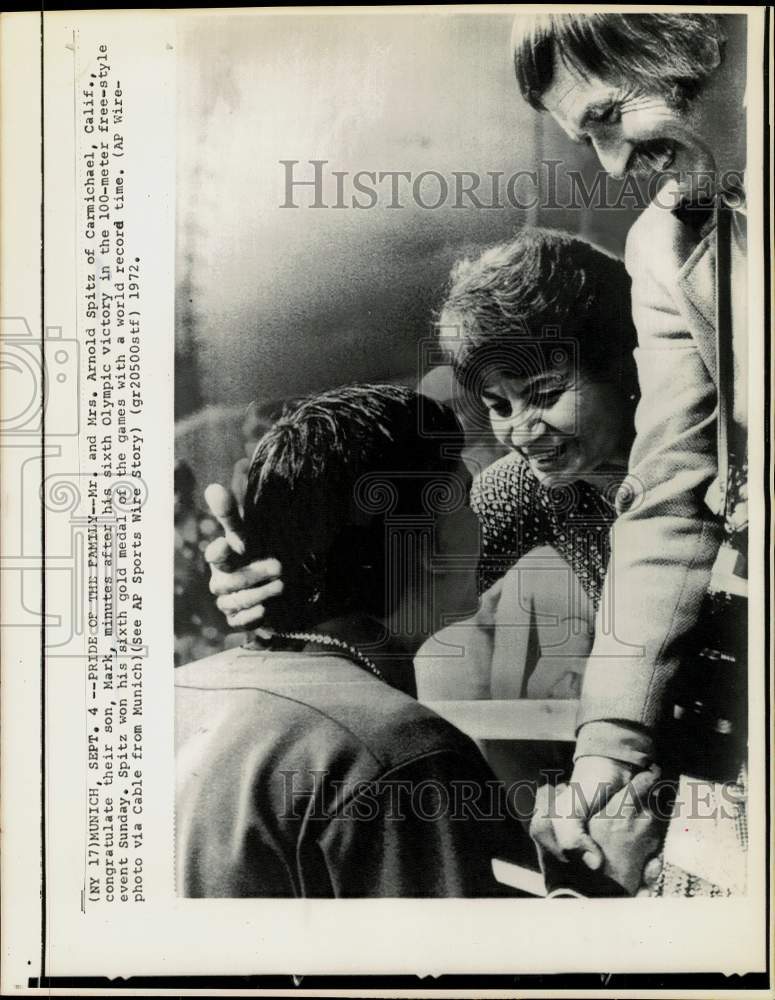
[469,453,620,607]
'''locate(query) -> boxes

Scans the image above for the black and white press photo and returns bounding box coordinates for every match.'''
[3,5,770,993]
[173,10,757,905]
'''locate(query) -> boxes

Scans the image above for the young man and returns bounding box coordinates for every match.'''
[178,384,659,897]
[176,384,536,897]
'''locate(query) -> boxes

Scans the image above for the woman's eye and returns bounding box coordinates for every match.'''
[531,382,566,406]
[484,399,510,417]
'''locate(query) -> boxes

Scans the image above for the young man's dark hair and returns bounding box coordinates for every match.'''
[512,13,726,111]
[243,383,465,633]
[439,227,639,406]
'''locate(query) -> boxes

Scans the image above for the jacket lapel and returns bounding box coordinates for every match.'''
[675,229,718,385]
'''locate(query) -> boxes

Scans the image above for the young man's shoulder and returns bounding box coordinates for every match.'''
[175,648,483,776]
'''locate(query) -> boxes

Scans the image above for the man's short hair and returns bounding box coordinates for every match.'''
[512,13,726,110]
[439,226,638,403]
[244,384,464,632]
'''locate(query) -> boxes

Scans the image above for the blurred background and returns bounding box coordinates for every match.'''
[172,10,639,663]
[174,12,641,483]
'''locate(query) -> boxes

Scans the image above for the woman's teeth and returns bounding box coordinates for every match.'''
[524,441,568,464]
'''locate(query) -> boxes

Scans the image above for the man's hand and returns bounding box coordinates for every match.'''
[204,483,284,629]
[529,755,634,871]
[532,768,663,896]
[587,768,662,895]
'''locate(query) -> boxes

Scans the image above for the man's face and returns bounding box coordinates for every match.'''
[540,57,717,183]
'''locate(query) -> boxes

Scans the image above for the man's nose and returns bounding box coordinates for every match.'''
[591,136,633,180]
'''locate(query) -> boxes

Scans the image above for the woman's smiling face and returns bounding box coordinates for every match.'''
[481,369,629,486]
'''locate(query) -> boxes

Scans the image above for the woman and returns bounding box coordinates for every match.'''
[414,227,639,703]
[511,12,749,896]
[204,228,640,706]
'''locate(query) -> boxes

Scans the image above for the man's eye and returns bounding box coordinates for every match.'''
[589,104,621,126]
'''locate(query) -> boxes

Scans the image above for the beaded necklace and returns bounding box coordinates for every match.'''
[245,629,386,683]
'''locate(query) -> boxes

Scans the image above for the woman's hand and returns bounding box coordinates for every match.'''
[204,484,284,629]
[526,658,584,699]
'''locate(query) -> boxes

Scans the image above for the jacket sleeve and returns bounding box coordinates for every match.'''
[574,206,724,766]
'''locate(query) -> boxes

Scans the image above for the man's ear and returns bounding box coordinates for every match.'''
[703,35,724,73]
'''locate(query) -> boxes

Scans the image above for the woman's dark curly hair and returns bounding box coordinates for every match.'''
[438,227,639,411]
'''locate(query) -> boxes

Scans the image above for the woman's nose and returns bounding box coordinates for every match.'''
[509,410,546,445]
[592,136,634,180]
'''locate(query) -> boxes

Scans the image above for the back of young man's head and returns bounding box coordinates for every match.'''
[243,384,464,633]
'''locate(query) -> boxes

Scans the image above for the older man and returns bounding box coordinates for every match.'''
[511,13,748,891]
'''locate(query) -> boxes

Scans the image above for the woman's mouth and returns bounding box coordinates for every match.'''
[520,441,570,469]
